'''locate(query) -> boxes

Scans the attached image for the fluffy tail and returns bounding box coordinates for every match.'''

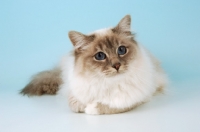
[20,68,62,96]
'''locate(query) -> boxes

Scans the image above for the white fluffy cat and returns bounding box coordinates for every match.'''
[21,15,168,115]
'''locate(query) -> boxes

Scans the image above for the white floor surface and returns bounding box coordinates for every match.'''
[1,78,200,132]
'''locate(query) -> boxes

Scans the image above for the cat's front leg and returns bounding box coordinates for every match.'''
[85,102,134,115]
[97,103,134,114]
[68,94,86,113]
[85,103,100,115]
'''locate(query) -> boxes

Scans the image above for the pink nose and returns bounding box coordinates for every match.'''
[112,63,121,70]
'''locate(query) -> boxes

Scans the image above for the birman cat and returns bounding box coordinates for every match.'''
[21,15,168,115]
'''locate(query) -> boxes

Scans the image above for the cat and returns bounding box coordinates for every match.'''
[20,15,168,115]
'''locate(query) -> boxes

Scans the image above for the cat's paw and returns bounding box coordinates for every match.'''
[68,94,85,113]
[85,103,100,115]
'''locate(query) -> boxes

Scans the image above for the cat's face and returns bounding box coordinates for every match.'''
[69,15,138,77]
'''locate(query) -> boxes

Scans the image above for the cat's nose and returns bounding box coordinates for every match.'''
[112,63,121,70]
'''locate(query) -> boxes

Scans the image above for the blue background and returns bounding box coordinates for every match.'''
[1,0,200,91]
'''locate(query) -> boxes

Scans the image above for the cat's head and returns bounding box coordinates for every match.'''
[68,15,138,77]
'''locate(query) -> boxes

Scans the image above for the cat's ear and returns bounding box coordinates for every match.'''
[68,31,94,50]
[112,15,131,35]
[68,31,86,49]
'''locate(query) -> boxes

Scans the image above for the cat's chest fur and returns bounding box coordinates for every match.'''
[60,46,157,109]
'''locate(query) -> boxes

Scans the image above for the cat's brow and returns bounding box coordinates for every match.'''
[98,42,103,51]
[105,37,113,49]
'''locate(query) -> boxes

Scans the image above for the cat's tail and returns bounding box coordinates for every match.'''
[20,68,62,96]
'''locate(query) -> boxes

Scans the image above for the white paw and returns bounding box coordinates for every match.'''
[85,103,99,115]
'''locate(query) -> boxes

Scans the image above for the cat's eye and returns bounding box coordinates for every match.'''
[95,52,106,60]
[118,46,127,55]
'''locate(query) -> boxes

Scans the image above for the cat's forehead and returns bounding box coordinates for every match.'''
[81,27,136,55]
[91,28,122,51]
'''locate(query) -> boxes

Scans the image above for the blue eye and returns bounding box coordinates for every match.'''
[95,52,106,60]
[118,46,127,55]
